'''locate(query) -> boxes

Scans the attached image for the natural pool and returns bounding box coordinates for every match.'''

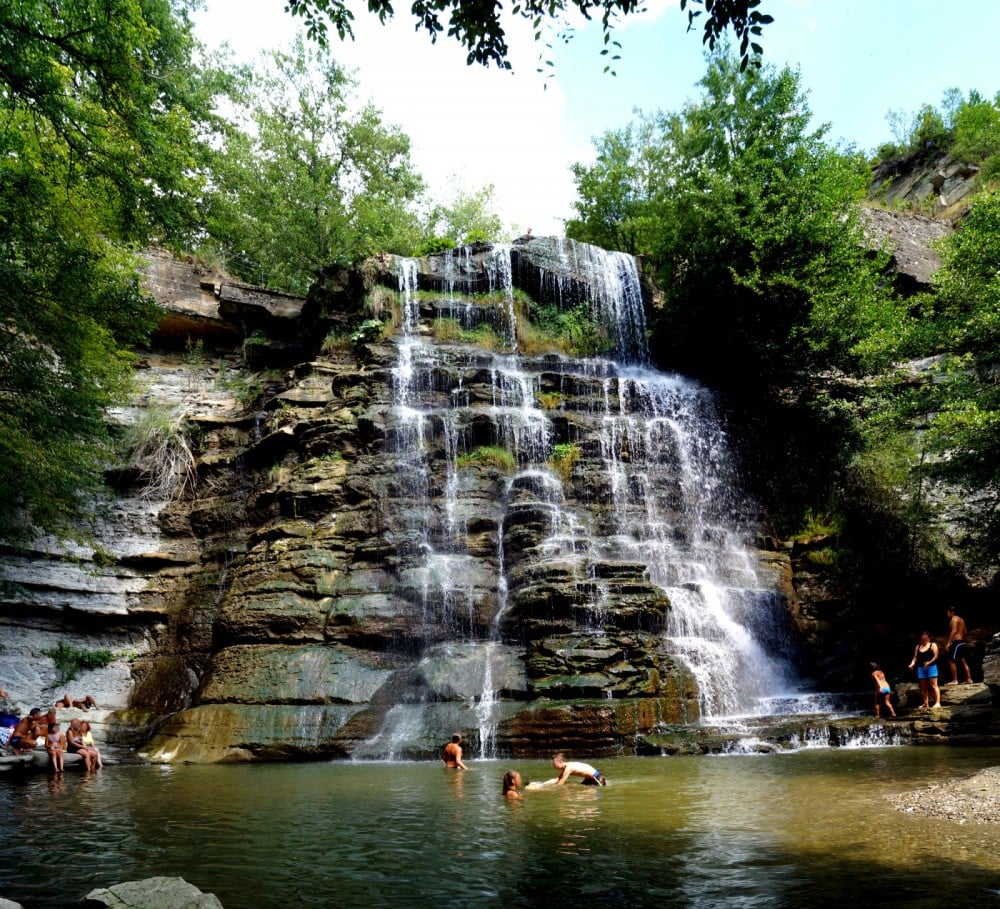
[1,748,999,908]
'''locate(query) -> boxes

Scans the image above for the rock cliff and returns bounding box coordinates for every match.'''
[5,237,994,763]
[4,239,803,762]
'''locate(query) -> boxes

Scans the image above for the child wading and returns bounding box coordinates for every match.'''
[870,663,896,718]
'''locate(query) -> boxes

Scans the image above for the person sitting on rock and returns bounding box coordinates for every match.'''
[552,752,607,786]
[80,720,103,769]
[9,708,43,753]
[45,722,66,772]
[54,693,98,711]
[65,718,98,771]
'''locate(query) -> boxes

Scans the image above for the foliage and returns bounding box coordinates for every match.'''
[432,319,506,351]
[350,319,388,350]
[900,189,1000,558]
[0,0,208,543]
[423,184,506,247]
[285,0,771,71]
[568,51,893,388]
[875,89,1000,178]
[415,237,458,256]
[789,510,844,542]
[115,406,197,500]
[536,391,565,410]
[200,38,424,294]
[548,442,580,483]
[457,445,517,473]
[517,302,611,357]
[42,642,115,686]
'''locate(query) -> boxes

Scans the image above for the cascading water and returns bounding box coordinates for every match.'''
[362,237,802,759]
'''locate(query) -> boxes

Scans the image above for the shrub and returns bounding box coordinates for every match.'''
[536,391,565,410]
[42,642,115,685]
[517,301,611,357]
[432,318,506,351]
[116,406,196,500]
[548,442,580,483]
[456,445,517,473]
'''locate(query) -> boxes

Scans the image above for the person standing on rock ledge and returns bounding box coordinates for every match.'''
[945,607,974,685]
[908,631,941,709]
[442,733,468,769]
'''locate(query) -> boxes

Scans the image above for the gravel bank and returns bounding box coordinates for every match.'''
[886,765,1000,823]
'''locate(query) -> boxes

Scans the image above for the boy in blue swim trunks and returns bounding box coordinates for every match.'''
[552,752,607,786]
[869,663,896,717]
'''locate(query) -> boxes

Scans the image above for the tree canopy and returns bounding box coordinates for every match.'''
[0,0,208,541]
[200,39,424,294]
[567,51,892,388]
[284,0,772,71]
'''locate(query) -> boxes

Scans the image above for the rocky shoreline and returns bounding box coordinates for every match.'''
[886,765,1000,824]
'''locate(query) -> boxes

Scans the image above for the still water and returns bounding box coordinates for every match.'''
[1,749,999,908]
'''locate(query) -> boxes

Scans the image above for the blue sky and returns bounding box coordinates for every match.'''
[195,0,1000,235]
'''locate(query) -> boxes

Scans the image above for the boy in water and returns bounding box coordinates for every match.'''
[552,752,607,786]
[442,733,468,770]
[870,663,896,718]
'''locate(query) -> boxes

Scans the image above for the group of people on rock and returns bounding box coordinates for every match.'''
[871,608,976,716]
[442,733,607,798]
[1,692,103,772]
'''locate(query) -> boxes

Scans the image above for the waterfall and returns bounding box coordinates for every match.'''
[594,367,794,717]
[361,240,799,760]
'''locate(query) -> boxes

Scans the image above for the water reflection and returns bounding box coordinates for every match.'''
[1,750,999,907]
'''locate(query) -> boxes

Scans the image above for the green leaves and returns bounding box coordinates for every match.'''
[287,0,773,72]
[200,38,424,294]
[0,0,201,543]
[569,51,886,389]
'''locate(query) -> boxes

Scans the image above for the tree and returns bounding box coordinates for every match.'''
[422,184,506,248]
[0,0,206,542]
[568,51,891,387]
[201,39,424,294]
[284,0,772,71]
[906,190,1000,559]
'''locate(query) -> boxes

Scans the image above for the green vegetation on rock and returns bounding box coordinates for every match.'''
[517,301,611,357]
[432,319,507,351]
[42,641,115,685]
[548,443,581,484]
[457,446,517,473]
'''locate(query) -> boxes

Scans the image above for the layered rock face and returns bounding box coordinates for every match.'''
[1,239,794,762]
[136,238,795,762]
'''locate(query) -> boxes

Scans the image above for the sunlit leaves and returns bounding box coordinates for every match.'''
[200,38,424,294]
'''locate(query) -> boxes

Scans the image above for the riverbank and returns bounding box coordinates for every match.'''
[886,765,1000,824]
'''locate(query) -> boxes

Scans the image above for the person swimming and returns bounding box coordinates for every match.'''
[502,770,523,799]
[551,752,607,786]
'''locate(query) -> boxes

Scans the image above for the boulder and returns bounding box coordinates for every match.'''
[82,877,222,909]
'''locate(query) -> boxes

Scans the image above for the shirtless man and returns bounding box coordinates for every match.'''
[9,708,42,753]
[552,752,607,786]
[442,733,468,770]
[946,607,974,685]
